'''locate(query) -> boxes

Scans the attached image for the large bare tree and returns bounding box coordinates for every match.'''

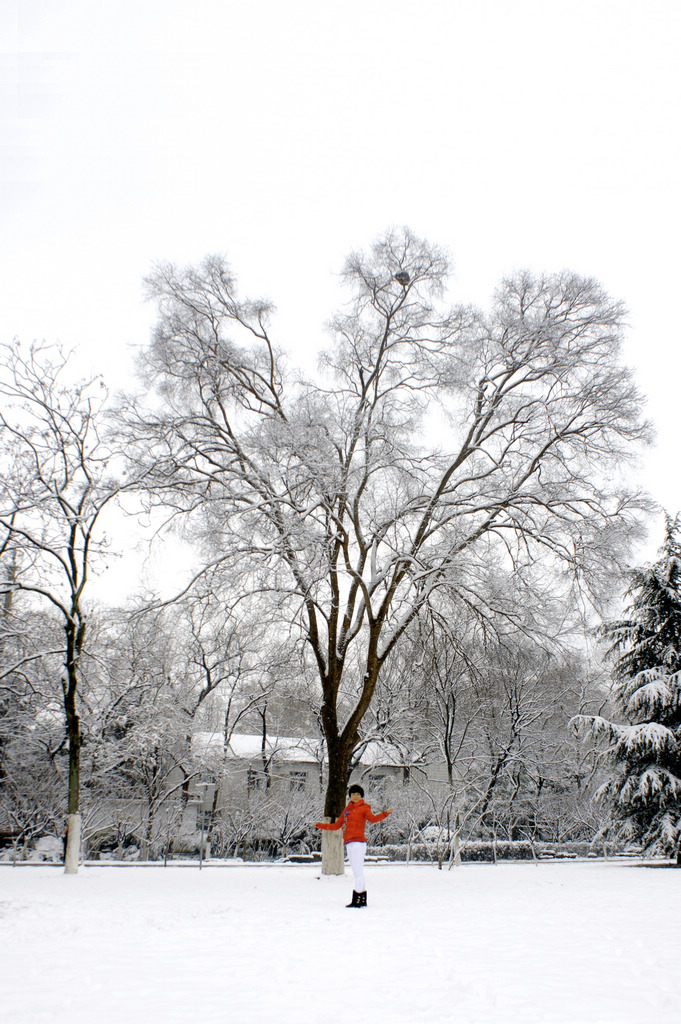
[0,343,121,872]
[126,229,650,871]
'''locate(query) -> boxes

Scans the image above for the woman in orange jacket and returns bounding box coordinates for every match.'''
[315,784,393,908]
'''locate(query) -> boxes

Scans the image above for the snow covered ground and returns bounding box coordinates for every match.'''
[1,859,679,1024]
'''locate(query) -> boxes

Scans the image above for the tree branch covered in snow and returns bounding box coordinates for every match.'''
[122,228,651,828]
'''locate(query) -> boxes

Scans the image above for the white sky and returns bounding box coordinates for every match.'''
[2,0,681,574]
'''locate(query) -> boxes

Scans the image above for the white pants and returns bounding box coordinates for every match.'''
[346,841,367,892]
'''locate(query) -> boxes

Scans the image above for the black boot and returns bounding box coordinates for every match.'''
[357,891,367,908]
[346,890,360,908]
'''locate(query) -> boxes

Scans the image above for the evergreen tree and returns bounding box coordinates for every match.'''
[577,516,681,863]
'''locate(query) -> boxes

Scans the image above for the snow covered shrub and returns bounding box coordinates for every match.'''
[369,840,542,862]
[28,836,64,862]
[459,841,535,862]
[87,829,143,860]
[367,843,434,861]
[167,836,201,857]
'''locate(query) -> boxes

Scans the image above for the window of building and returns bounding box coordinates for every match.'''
[247,767,265,794]
[289,771,307,792]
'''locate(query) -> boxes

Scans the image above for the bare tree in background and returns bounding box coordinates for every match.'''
[0,343,122,873]
[0,605,66,857]
[125,228,650,872]
[372,596,598,861]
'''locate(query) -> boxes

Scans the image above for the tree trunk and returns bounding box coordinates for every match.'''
[260,707,271,789]
[63,616,83,874]
[452,810,462,867]
[64,695,81,873]
[65,694,80,816]
[1,548,17,632]
[320,821,345,875]
[321,742,352,875]
[64,813,81,874]
[141,798,155,862]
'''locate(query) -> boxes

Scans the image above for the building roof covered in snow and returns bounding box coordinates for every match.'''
[191,732,408,767]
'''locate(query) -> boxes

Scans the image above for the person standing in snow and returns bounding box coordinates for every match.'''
[314,784,393,908]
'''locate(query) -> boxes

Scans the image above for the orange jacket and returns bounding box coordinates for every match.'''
[315,800,389,844]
